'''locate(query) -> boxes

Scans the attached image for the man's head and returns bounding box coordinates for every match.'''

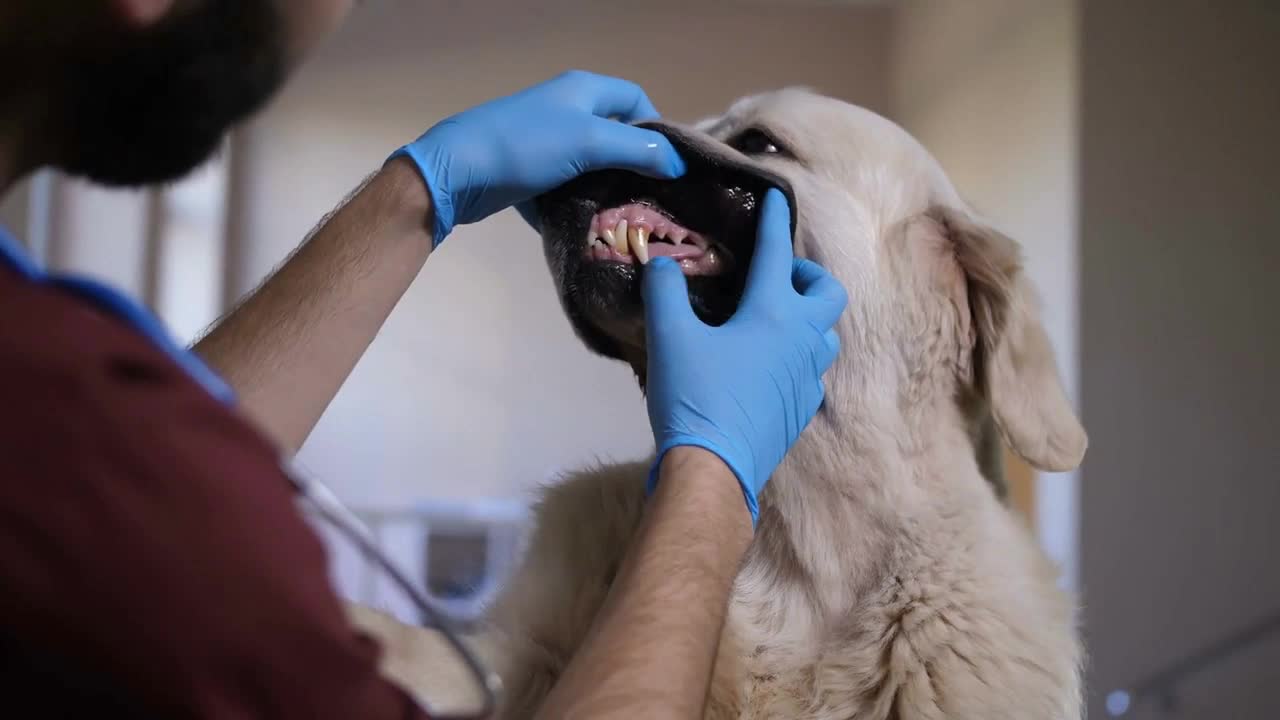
[1,0,353,187]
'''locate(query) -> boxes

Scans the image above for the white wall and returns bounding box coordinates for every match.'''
[45,178,151,292]
[231,1,893,510]
[1079,2,1280,716]
[889,0,1081,587]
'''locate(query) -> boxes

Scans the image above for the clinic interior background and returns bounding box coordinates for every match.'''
[3,1,1276,717]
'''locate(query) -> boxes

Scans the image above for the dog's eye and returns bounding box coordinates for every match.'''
[729,128,786,157]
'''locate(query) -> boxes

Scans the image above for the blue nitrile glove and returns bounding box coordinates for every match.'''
[642,189,848,525]
[390,70,686,245]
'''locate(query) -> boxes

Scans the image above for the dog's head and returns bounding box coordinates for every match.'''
[535,88,1085,473]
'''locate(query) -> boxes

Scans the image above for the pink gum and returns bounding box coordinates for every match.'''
[591,203,693,243]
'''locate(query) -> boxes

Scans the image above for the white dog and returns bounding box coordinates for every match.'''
[350,88,1087,720]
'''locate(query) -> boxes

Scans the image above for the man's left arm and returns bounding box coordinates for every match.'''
[193,158,433,453]
[194,71,684,454]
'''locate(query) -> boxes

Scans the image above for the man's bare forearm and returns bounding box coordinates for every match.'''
[534,447,753,720]
[193,157,433,453]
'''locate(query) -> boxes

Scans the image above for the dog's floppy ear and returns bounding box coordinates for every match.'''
[930,206,1087,472]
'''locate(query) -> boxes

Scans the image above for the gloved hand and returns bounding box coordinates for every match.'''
[642,189,848,525]
[390,70,686,245]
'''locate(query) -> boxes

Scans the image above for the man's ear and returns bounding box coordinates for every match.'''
[929,206,1087,472]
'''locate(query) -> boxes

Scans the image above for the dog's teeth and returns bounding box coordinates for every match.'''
[630,226,650,264]
[612,219,629,254]
[601,227,615,249]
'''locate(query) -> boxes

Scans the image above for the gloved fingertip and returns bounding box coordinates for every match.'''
[645,257,685,288]
[642,257,675,293]
[643,258,697,325]
[813,327,842,373]
[763,187,790,216]
[644,256,680,286]
[823,328,841,354]
[637,129,685,177]
[630,99,662,124]
[667,150,688,178]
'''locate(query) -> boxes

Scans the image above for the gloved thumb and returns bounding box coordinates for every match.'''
[643,257,697,329]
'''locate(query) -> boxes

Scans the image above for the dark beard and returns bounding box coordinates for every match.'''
[51,1,285,187]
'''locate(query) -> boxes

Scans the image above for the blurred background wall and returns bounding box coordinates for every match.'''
[1078,1,1280,717]
[4,1,1277,716]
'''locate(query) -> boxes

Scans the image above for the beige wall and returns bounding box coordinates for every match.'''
[1080,1,1280,716]
[0,178,29,240]
[229,1,892,508]
[889,0,1081,586]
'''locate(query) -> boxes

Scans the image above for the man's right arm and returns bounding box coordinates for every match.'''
[533,446,752,719]
[532,189,848,718]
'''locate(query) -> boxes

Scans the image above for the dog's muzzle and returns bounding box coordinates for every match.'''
[533,122,799,362]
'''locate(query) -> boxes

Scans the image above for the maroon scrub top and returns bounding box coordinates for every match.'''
[0,265,431,717]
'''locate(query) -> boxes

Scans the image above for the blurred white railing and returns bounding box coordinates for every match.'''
[309,497,531,630]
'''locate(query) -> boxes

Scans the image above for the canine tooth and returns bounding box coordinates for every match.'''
[630,226,650,264]
[601,227,616,248]
[612,219,629,254]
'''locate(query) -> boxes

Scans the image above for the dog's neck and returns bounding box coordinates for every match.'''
[747,371,994,619]
[626,350,992,505]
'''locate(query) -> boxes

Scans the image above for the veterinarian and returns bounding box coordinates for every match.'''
[0,2,847,718]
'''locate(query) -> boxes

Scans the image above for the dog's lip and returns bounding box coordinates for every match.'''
[632,121,800,243]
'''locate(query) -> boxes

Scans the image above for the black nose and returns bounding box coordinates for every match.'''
[635,121,800,244]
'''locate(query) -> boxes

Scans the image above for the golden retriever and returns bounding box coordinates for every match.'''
[349,87,1087,720]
